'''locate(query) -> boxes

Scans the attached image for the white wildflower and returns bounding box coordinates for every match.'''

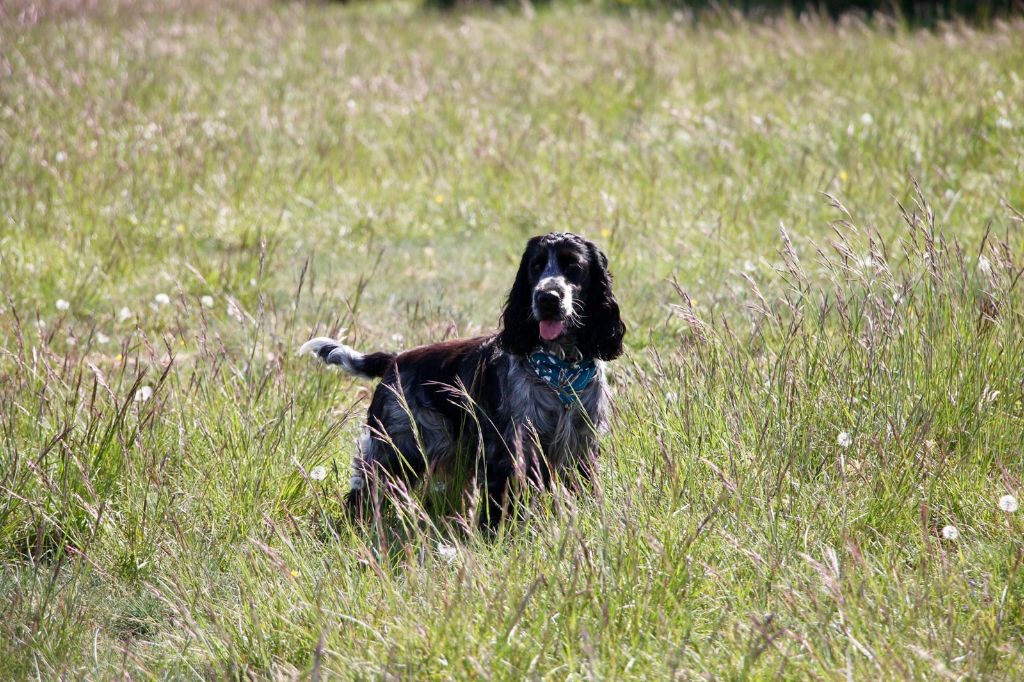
[996,117,1013,130]
[860,112,874,126]
[309,466,328,482]
[66,336,77,347]
[154,293,171,306]
[56,299,70,311]
[941,525,959,541]
[227,299,244,322]
[55,151,67,164]
[837,431,852,448]
[96,332,110,344]
[436,542,458,565]
[999,495,1019,513]
[135,386,153,402]
[200,295,214,308]
[118,306,133,322]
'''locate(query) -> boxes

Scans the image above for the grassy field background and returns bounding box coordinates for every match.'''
[2,1,1024,678]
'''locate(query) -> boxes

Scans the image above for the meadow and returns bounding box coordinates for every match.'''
[2,1,1023,678]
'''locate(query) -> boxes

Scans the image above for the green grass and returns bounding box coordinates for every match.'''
[2,1,1024,678]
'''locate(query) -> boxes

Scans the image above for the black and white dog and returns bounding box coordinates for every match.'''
[300,232,625,529]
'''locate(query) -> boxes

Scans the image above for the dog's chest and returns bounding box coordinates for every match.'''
[504,359,608,462]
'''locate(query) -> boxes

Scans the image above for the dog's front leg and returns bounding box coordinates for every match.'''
[477,421,550,532]
[564,444,599,495]
[477,446,515,532]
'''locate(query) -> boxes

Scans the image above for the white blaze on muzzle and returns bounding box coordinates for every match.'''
[532,248,577,340]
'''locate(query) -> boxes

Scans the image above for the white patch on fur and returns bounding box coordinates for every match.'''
[533,276,574,320]
[350,429,372,491]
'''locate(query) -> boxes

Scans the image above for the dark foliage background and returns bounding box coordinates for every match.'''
[423,0,1020,22]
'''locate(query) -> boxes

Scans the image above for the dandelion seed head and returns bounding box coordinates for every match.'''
[56,299,70,311]
[154,293,170,306]
[135,386,153,402]
[941,525,959,541]
[96,332,111,344]
[117,307,133,322]
[860,112,874,126]
[999,494,1019,513]
[436,542,458,564]
[310,465,327,482]
[200,295,214,308]
[837,431,852,448]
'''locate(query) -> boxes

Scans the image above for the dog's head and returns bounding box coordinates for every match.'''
[498,232,625,361]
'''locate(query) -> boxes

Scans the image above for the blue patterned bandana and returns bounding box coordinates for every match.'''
[527,351,598,408]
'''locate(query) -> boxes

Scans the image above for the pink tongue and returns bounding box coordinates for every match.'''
[539,320,565,341]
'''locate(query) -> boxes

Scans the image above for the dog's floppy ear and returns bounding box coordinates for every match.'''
[578,241,625,361]
[498,237,542,356]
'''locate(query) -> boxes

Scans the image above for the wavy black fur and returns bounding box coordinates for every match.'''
[497,235,544,356]
[577,240,625,361]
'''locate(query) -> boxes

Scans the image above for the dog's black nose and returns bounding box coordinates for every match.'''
[535,290,560,308]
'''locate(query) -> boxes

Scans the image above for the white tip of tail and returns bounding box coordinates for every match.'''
[298,337,340,358]
[298,337,371,377]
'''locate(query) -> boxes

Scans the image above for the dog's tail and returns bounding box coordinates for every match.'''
[298,337,395,379]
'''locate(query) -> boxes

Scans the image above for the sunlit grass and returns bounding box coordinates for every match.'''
[1,1,1023,678]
